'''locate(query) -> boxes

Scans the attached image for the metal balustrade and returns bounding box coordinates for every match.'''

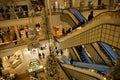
[63,10,79,25]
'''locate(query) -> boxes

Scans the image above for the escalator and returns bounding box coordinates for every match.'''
[78,41,119,67]
[60,9,81,33]
[57,11,120,80]
[69,8,87,24]
[75,46,92,63]
[92,43,113,66]
[60,9,120,66]
[61,65,102,80]
[59,10,120,64]
[67,9,117,65]
[68,48,81,61]
[57,11,120,49]
[60,57,110,80]
[73,42,116,66]
[98,42,119,63]
[60,13,77,28]
[61,10,79,25]
[84,44,106,65]
[69,9,119,65]
[61,56,110,73]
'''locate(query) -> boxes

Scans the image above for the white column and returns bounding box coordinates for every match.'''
[48,0,53,34]
[84,0,88,7]
[93,0,98,6]
[58,0,64,9]
[72,0,75,7]
[14,26,20,40]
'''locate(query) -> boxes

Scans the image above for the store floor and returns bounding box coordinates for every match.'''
[2,43,49,79]
[2,43,69,80]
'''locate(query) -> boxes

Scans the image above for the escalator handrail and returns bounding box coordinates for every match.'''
[69,8,87,23]
[72,61,110,72]
[60,56,110,72]
[98,42,118,59]
[61,56,71,64]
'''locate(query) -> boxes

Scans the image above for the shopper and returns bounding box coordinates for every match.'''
[60,50,63,55]
[42,52,45,58]
[38,53,42,62]
[0,28,4,43]
[32,71,38,79]
[88,11,94,21]
[39,53,41,58]
[62,28,65,35]
[0,62,3,77]
[13,33,17,45]
[56,50,59,55]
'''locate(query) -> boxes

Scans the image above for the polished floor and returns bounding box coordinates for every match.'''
[2,43,69,80]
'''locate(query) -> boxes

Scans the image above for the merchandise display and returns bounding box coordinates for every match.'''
[28,59,44,73]
[8,55,22,68]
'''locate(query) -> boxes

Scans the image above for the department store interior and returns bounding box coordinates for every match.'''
[0,0,120,80]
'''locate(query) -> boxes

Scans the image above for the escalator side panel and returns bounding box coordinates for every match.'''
[68,48,81,61]
[58,62,73,80]
[92,43,113,66]
[61,63,104,80]
[62,66,98,80]
[70,8,87,23]
[60,13,76,28]
[84,44,105,65]
[61,57,71,64]
[63,10,79,25]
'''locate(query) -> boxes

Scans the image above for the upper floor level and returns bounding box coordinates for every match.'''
[0,0,119,21]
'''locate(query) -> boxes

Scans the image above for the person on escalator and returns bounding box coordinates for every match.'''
[88,11,94,21]
[81,20,85,25]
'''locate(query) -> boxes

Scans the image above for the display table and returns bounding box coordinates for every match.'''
[28,59,44,73]
[11,59,22,68]
[28,65,44,73]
